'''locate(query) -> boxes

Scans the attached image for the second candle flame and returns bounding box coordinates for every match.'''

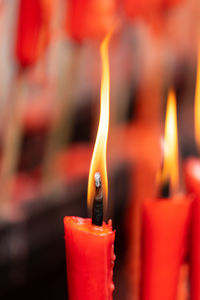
[195,47,200,152]
[87,34,111,209]
[161,89,179,195]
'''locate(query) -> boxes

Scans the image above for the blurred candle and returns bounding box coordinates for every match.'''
[122,0,184,25]
[141,90,192,300]
[161,0,184,10]
[142,198,192,300]
[184,47,200,300]
[64,34,116,299]
[15,0,51,67]
[123,0,160,20]
[65,0,117,42]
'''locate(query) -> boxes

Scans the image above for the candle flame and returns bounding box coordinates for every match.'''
[87,34,111,209]
[195,47,200,152]
[160,89,179,195]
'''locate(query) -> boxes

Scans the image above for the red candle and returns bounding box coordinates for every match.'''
[54,144,93,183]
[161,0,184,10]
[122,0,184,30]
[63,34,115,298]
[184,158,200,195]
[184,158,200,300]
[141,89,192,300]
[183,47,200,300]
[141,197,192,300]
[123,0,160,20]
[65,0,117,42]
[64,217,115,300]
[15,0,51,67]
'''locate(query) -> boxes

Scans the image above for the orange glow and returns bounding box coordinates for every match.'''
[161,89,179,195]
[87,34,111,209]
[195,47,200,152]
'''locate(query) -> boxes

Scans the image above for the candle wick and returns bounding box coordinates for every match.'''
[158,158,170,198]
[92,172,103,226]
[159,178,170,198]
[94,172,102,195]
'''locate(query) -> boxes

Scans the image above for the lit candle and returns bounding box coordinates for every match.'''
[184,47,200,300]
[141,90,192,300]
[64,34,116,300]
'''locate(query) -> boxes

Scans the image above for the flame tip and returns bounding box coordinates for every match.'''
[195,47,200,152]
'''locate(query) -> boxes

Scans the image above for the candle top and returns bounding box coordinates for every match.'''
[64,216,114,237]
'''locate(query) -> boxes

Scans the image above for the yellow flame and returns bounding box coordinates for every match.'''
[161,89,179,195]
[195,47,200,152]
[87,34,111,209]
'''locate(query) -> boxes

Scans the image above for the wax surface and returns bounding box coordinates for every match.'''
[141,197,192,300]
[64,217,115,300]
[123,0,183,20]
[184,158,200,195]
[184,157,200,300]
[15,0,50,67]
[65,0,116,42]
[55,145,93,182]
[123,0,160,19]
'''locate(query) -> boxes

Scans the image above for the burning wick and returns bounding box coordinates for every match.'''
[159,174,170,198]
[160,180,170,198]
[92,172,103,226]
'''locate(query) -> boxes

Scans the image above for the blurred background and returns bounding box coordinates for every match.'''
[0,0,199,299]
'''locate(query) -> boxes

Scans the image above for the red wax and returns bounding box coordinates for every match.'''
[65,0,117,42]
[22,100,53,133]
[54,144,93,182]
[123,0,161,20]
[141,197,192,300]
[15,0,50,67]
[184,157,200,300]
[161,0,184,10]
[64,217,115,300]
[123,0,184,21]
[11,171,41,204]
[184,157,200,195]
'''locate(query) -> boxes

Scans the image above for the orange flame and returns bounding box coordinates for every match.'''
[195,47,200,151]
[161,89,179,195]
[87,34,111,209]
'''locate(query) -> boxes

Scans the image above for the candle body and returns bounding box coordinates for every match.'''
[184,158,200,195]
[65,0,116,42]
[162,0,183,9]
[15,0,50,67]
[123,0,183,20]
[64,217,115,300]
[184,157,200,300]
[123,0,160,20]
[141,198,192,300]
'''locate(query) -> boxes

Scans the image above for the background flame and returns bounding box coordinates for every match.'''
[195,47,200,152]
[161,89,179,195]
[87,34,111,209]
